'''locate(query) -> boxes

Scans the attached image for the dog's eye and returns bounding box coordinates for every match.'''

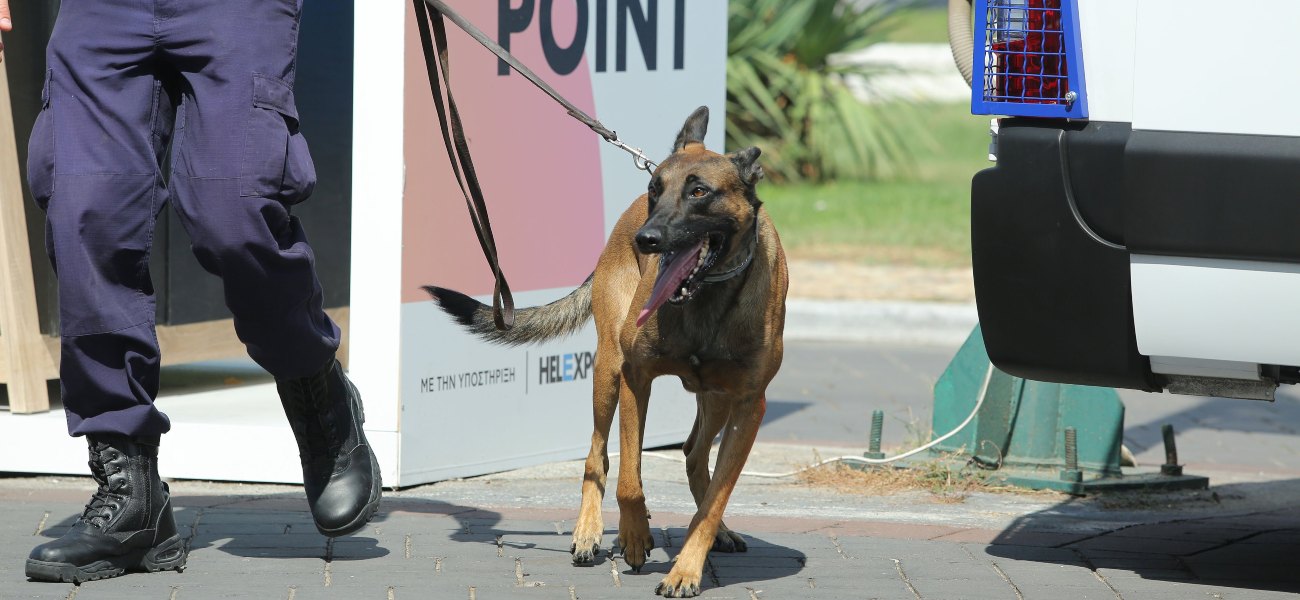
[690,186,708,198]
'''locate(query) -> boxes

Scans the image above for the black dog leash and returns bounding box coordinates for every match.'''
[413,0,659,330]
[414,0,514,330]
[421,0,658,173]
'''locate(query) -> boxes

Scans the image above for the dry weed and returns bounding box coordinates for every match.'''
[796,453,1058,503]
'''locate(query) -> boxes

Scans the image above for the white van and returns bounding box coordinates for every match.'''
[956,0,1300,400]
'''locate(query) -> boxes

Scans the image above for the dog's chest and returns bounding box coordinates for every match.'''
[652,327,757,394]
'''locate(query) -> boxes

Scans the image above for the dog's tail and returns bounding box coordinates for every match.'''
[423,274,594,346]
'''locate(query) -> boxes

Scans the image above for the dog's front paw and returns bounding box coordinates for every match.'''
[712,524,748,553]
[655,567,703,598]
[570,527,603,565]
[613,529,655,572]
[570,541,601,565]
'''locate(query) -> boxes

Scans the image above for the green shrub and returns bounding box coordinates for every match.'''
[727,0,923,182]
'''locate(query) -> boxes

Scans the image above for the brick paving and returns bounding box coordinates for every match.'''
[6,339,1300,598]
[5,479,1300,599]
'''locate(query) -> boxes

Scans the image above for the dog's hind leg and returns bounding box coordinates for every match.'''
[571,354,622,565]
[656,393,766,598]
[683,395,746,553]
[613,369,656,572]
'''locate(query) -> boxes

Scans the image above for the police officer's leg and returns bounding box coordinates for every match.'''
[25,0,186,583]
[160,0,380,537]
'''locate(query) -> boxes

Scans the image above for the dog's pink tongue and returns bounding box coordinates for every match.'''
[637,241,704,327]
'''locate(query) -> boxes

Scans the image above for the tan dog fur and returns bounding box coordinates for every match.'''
[427,107,787,597]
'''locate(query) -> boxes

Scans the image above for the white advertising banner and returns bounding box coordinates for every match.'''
[352,0,727,486]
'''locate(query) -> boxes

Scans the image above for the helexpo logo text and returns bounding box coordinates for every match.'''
[538,351,594,385]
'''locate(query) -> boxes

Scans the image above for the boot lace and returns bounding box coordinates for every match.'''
[287,369,343,461]
[81,441,124,528]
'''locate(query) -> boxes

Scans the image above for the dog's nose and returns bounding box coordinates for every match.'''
[635,228,664,253]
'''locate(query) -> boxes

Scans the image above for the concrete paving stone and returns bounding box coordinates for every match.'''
[193,522,315,536]
[190,532,328,550]
[1185,543,1297,567]
[188,509,313,524]
[373,518,467,535]
[421,539,513,562]
[1202,515,1300,530]
[98,576,302,598]
[6,585,82,600]
[1190,583,1300,599]
[1239,530,1300,544]
[723,576,821,592]
[1108,576,1299,600]
[402,531,505,557]
[327,561,439,579]
[704,555,807,570]
[406,580,580,598]
[249,582,391,599]
[792,578,918,599]
[70,576,187,597]
[1085,556,1187,571]
[704,563,811,580]
[1006,585,1119,600]
[183,552,325,575]
[904,571,1013,600]
[471,587,622,600]
[977,544,1081,564]
[497,534,572,555]
[982,530,1092,547]
[855,540,986,571]
[1071,547,1173,559]
[712,542,809,559]
[1068,534,1221,555]
[908,578,1024,600]
[989,560,1114,598]
[1108,522,1260,543]
[799,558,901,579]
[2,506,58,532]
[1181,563,1300,587]
[195,546,335,560]
[1095,567,1194,583]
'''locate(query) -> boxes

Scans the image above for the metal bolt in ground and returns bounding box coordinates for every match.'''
[865,410,886,460]
[1064,427,1078,471]
[1161,423,1183,476]
[1059,426,1082,483]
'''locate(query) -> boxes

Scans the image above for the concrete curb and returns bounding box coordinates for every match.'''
[784,298,978,346]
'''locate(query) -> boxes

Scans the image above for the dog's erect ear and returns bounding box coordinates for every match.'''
[672,106,710,152]
[729,146,764,186]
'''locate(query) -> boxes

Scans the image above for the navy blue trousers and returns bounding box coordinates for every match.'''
[26,0,341,438]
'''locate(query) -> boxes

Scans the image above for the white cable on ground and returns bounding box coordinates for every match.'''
[613,364,996,479]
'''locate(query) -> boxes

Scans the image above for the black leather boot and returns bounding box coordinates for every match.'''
[26,435,186,583]
[277,358,381,537]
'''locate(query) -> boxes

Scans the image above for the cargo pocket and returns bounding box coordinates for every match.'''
[239,74,316,203]
[27,69,55,211]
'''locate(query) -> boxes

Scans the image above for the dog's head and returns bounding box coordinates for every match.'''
[634,106,763,322]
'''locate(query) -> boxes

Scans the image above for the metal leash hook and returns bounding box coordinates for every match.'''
[606,137,658,173]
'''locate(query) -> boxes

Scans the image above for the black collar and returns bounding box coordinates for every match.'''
[701,214,759,284]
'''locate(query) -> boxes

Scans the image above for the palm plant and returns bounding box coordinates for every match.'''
[727,0,921,182]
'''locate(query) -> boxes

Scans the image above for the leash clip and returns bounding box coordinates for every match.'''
[605,136,658,174]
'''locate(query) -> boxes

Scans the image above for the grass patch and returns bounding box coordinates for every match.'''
[880,7,951,44]
[760,102,990,267]
[798,456,1049,503]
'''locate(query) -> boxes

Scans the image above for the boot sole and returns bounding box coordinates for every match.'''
[25,533,188,583]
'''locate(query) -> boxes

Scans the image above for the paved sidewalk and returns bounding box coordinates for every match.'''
[7,437,1300,599]
[6,338,1300,598]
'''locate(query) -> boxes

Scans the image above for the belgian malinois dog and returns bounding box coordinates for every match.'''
[426,106,787,598]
